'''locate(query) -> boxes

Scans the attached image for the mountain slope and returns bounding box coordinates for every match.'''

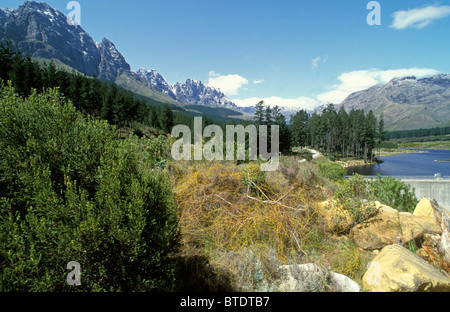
[338,75,450,131]
[1,1,101,77]
[0,1,239,111]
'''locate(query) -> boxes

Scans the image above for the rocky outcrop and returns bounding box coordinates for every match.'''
[349,202,442,250]
[413,197,437,218]
[137,68,178,99]
[0,8,12,26]
[412,198,450,263]
[172,79,237,108]
[277,263,361,292]
[1,1,101,77]
[441,212,450,264]
[315,197,450,292]
[362,244,450,292]
[136,70,239,108]
[97,38,131,82]
[316,200,355,234]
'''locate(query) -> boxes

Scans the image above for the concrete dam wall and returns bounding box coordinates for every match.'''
[400,179,450,211]
[348,176,450,212]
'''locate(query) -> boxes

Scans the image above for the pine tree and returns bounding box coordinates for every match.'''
[254,101,265,125]
[148,106,159,129]
[44,61,58,89]
[0,41,14,82]
[264,106,273,125]
[159,104,175,133]
[290,109,310,149]
[272,106,290,152]
[101,83,118,124]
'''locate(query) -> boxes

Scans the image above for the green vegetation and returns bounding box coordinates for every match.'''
[0,43,240,137]
[376,141,398,149]
[386,123,450,150]
[318,161,347,182]
[253,101,291,152]
[0,84,179,291]
[387,125,450,140]
[399,140,450,150]
[1,44,436,292]
[336,174,419,214]
[289,104,385,163]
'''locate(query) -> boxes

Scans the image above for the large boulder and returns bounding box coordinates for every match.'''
[277,263,361,292]
[413,198,450,263]
[440,212,450,263]
[350,204,442,250]
[316,200,355,234]
[362,244,450,292]
[413,198,437,218]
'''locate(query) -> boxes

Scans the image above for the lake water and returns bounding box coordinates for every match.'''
[346,149,450,178]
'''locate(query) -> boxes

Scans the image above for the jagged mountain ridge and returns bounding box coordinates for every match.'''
[0,1,238,109]
[136,68,237,108]
[338,75,450,131]
[1,1,101,77]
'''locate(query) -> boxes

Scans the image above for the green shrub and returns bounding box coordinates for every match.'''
[298,150,313,162]
[334,174,419,223]
[0,83,179,292]
[333,175,378,225]
[368,175,418,213]
[318,162,346,181]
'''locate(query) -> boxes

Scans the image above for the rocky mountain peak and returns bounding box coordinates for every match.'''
[420,74,450,88]
[97,37,131,81]
[137,69,238,108]
[136,68,177,98]
[0,8,13,23]
[1,0,101,77]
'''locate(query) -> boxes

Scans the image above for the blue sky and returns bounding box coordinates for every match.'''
[3,0,450,109]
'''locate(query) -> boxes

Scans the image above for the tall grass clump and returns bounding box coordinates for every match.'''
[174,159,336,290]
[0,83,179,292]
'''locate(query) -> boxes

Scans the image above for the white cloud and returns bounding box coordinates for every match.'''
[253,79,265,85]
[233,96,319,110]
[391,5,450,29]
[311,55,328,69]
[317,68,439,104]
[207,71,249,96]
[311,57,321,69]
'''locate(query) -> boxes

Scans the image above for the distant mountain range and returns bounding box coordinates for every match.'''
[136,69,237,108]
[0,1,240,112]
[337,75,450,131]
[2,2,450,130]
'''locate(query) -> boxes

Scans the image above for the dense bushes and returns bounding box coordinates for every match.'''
[318,161,346,182]
[368,175,418,213]
[335,174,419,221]
[0,83,179,292]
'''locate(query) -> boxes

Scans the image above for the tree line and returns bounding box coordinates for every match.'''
[289,104,386,162]
[1,43,386,162]
[253,101,291,152]
[386,125,450,140]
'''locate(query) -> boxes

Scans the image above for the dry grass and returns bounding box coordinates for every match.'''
[170,158,374,291]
